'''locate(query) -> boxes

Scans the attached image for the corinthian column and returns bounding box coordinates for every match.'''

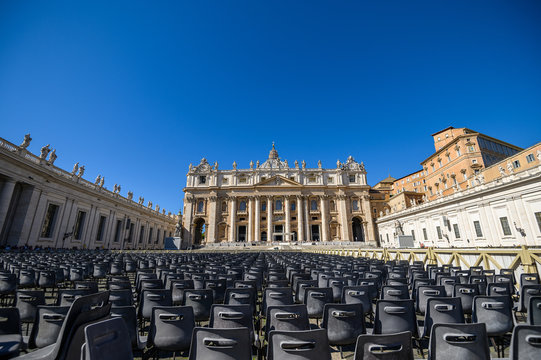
[296,195,304,242]
[247,197,253,243]
[207,196,218,243]
[267,196,272,242]
[284,196,291,241]
[254,196,261,242]
[320,195,329,241]
[0,179,17,235]
[229,197,236,242]
[304,196,310,241]
[337,194,349,241]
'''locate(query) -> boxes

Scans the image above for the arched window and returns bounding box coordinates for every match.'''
[197,201,204,213]
[310,199,317,211]
[239,200,247,212]
[275,200,283,211]
[352,200,359,211]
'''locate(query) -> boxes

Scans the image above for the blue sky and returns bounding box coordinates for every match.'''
[1,1,540,214]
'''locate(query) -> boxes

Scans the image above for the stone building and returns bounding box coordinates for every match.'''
[182,144,377,246]
[0,135,177,249]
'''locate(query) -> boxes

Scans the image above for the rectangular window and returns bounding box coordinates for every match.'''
[526,154,535,163]
[386,233,389,243]
[411,229,415,240]
[499,217,512,236]
[436,226,442,240]
[468,145,475,152]
[96,216,107,242]
[456,149,461,157]
[535,212,541,232]
[73,210,87,240]
[148,227,153,244]
[40,204,59,238]
[239,177,247,184]
[453,224,460,239]
[473,220,483,237]
[328,177,334,184]
[139,226,145,243]
[513,160,520,169]
[423,228,428,241]
[349,175,356,183]
[261,202,266,211]
[156,229,160,244]
[127,223,134,242]
[222,177,229,184]
[199,176,206,184]
[113,220,122,242]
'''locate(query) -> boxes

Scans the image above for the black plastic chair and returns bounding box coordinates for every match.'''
[380,285,409,300]
[138,289,172,323]
[109,289,133,306]
[188,327,252,360]
[82,317,133,360]
[528,296,541,325]
[0,307,23,359]
[267,329,331,360]
[56,289,93,306]
[354,331,414,360]
[170,279,194,305]
[204,279,227,304]
[472,295,514,357]
[321,303,365,358]
[262,287,294,315]
[520,273,540,288]
[508,324,541,360]
[28,305,70,349]
[16,290,46,325]
[452,283,479,315]
[374,299,418,336]
[295,279,317,304]
[183,289,213,323]
[209,304,258,348]
[110,305,146,351]
[328,277,348,302]
[74,281,98,294]
[147,306,195,358]
[517,285,541,314]
[224,287,257,314]
[265,304,310,339]
[422,297,464,338]
[429,322,490,360]
[305,287,333,321]
[416,285,445,315]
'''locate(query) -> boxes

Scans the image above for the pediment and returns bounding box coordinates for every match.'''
[255,175,301,187]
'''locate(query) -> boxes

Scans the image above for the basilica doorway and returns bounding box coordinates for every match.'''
[274,225,283,241]
[193,218,206,245]
[311,225,320,241]
[237,225,246,242]
[261,231,267,241]
[352,217,365,242]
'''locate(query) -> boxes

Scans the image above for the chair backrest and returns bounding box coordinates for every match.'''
[0,273,17,293]
[170,279,195,305]
[422,297,465,338]
[263,287,293,314]
[520,273,540,288]
[109,289,133,307]
[57,289,93,306]
[487,282,512,297]
[148,306,194,352]
[74,281,98,294]
[305,287,333,319]
[328,277,348,302]
[295,279,317,303]
[110,305,139,349]
[224,287,256,314]
[204,279,227,303]
[0,307,21,335]
[188,327,252,360]
[184,289,214,322]
[267,328,331,360]
[380,285,409,300]
[528,296,541,325]
[354,331,414,360]
[342,286,372,314]
[83,317,133,360]
[209,304,255,343]
[265,304,310,338]
[452,283,479,314]
[16,290,46,323]
[374,299,417,335]
[472,295,514,336]
[139,289,172,320]
[416,285,445,315]
[321,303,365,346]
[29,305,71,349]
[509,324,541,360]
[519,285,541,313]
[429,323,490,360]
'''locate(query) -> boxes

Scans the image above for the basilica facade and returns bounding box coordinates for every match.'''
[182,144,377,246]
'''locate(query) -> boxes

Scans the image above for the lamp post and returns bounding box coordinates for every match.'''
[514,222,527,245]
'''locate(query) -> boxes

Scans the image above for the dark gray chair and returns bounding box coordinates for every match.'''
[295,280,317,303]
[0,307,23,359]
[429,323,490,360]
[28,306,70,349]
[139,289,172,322]
[110,305,146,351]
[472,295,514,358]
[109,289,133,306]
[170,279,194,305]
[380,285,409,300]
[56,289,93,306]
[16,290,46,324]
[452,283,479,315]
[528,296,541,325]
[204,279,227,303]
[267,329,331,360]
[305,287,333,320]
[517,285,541,313]
[209,304,258,346]
[422,297,464,338]
[353,331,414,360]
[508,324,541,360]
[82,317,133,360]
[322,303,365,358]
[183,289,213,322]
[374,299,418,336]
[265,304,310,339]
[328,277,348,302]
[416,285,445,315]
[147,306,195,358]
[188,327,252,360]
[224,287,256,314]
[262,287,294,315]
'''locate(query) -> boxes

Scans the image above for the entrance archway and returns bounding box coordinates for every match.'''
[193,218,206,245]
[352,217,365,242]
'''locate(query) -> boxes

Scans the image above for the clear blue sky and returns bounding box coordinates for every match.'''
[1,1,540,214]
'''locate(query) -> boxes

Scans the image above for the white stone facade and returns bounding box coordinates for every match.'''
[182,144,377,247]
[0,136,176,249]
[377,163,541,248]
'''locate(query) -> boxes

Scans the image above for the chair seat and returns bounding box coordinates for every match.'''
[0,333,23,356]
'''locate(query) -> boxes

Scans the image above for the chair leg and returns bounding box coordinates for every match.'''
[339,345,344,359]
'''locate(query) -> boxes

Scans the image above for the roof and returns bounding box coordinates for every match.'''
[431,126,455,137]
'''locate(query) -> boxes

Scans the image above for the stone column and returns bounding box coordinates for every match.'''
[254,196,261,242]
[337,194,349,241]
[304,196,310,241]
[284,196,291,241]
[207,196,218,243]
[0,179,17,236]
[229,196,236,242]
[320,195,329,241]
[296,195,304,242]
[247,197,253,243]
[267,196,272,242]
[361,195,375,242]
[182,198,195,247]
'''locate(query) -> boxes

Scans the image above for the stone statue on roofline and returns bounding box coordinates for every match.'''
[20,134,32,149]
[95,175,101,185]
[127,191,133,200]
[214,161,219,170]
[47,149,57,165]
[302,160,306,169]
[294,160,299,168]
[336,160,341,168]
[232,161,237,170]
[498,166,506,177]
[99,177,104,187]
[537,149,541,161]
[250,160,254,169]
[39,144,51,160]
[506,161,514,174]
[256,160,260,168]
[71,162,79,175]
[318,160,322,169]
[77,165,85,178]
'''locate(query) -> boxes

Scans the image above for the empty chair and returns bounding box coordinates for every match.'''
[210,304,257,345]
[109,289,133,306]
[517,285,541,313]
[472,295,514,357]
[107,280,132,291]
[321,303,365,357]
[28,306,70,349]
[520,273,540,288]
[262,287,293,315]
[469,275,487,295]
[374,299,418,336]
[267,280,290,288]
[422,297,464,338]
[342,286,373,315]
[508,324,541,360]
[267,329,331,360]
[354,331,414,360]
[265,304,310,338]
[147,306,195,358]
[18,269,37,288]
[170,279,194,305]
[0,273,17,304]
[139,289,172,322]
[37,270,56,291]
[528,296,541,325]
[184,289,214,322]
[57,289,93,306]
[439,276,459,297]
[0,307,22,359]
[16,290,46,325]
[83,317,133,360]
[453,283,479,315]
[487,282,513,297]
[305,287,333,320]
[295,279,317,303]
[110,305,146,351]
[188,327,252,360]
[318,272,335,288]
[429,323,490,360]
[74,281,99,293]
[328,277,348,302]
[224,287,256,314]
[380,285,409,300]
[416,285,445,315]
[204,279,227,303]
